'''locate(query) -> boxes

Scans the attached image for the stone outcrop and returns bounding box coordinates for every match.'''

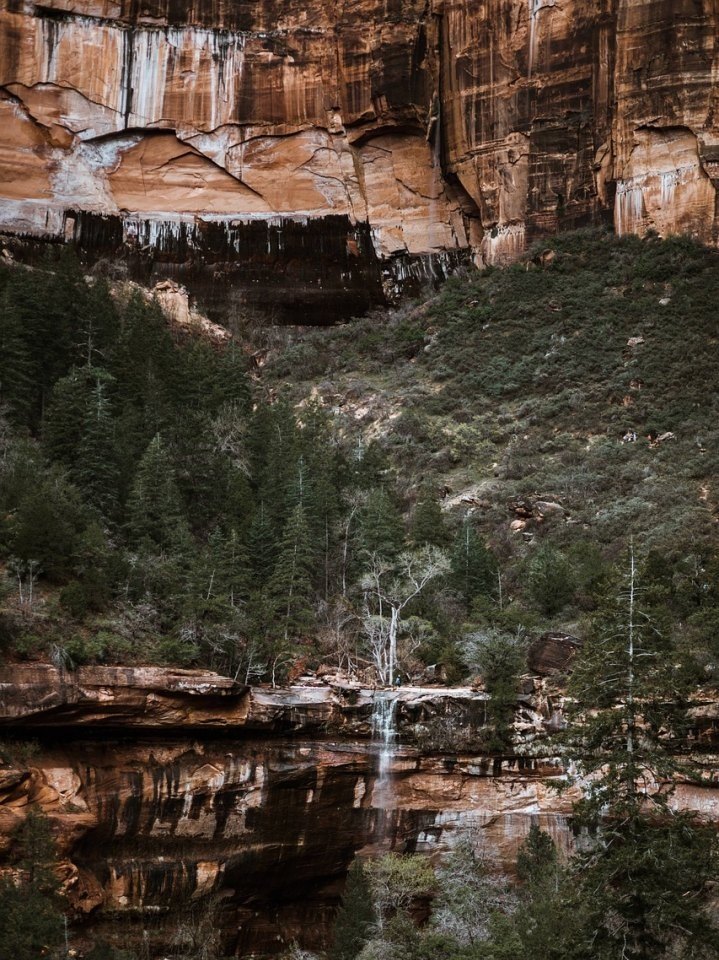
[1,0,718,320]
[0,665,716,957]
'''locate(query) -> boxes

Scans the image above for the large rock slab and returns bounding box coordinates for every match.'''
[1,0,718,319]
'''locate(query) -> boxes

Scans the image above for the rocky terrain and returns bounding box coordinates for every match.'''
[2,0,719,319]
[0,663,716,956]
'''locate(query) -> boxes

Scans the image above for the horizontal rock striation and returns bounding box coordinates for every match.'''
[0,665,716,956]
[1,0,718,319]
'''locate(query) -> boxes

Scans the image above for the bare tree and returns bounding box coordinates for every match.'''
[210,401,250,474]
[171,894,223,960]
[361,547,450,685]
[8,557,41,610]
[316,598,361,673]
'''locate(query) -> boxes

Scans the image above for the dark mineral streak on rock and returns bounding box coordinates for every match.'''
[0,667,715,956]
[3,0,718,320]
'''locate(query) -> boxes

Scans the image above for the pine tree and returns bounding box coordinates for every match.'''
[269,503,315,642]
[126,434,189,552]
[206,525,251,608]
[77,277,120,368]
[409,486,448,548]
[528,543,575,616]
[76,380,120,518]
[212,342,252,412]
[259,398,302,532]
[450,522,497,605]
[508,827,586,960]
[329,859,376,960]
[0,289,34,428]
[8,471,89,581]
[43,367,95,468]
[113,292,173,412]
[558,549,718,959]
[247,502,277,587]
[465,628,527,749]
[357,488,405,560]
[0,809,64,960]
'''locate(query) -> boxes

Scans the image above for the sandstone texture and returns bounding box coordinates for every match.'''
[1,0,719,319]
[0,665,716,956]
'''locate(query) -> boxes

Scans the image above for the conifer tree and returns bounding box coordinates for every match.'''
[0,289,34,428]
[126,434,189,552]
[409,486,448,548]
[207,525,251,608]
[528,543,575,616]
[261,399,302,532]
[559,549,718,959]
[76,380,120,518]
[212,342,252,412]
[0,809,63,960]
[508,827,586,960]
[329,859,376,960]
[43,367,95,468]
[113,292,173,411]
[357,488,405,560]
[450,522,497,605]
[269,503,315,642]
[247,502,277,587]
[77,277,120,368]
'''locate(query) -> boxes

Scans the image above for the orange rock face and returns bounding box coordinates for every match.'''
[0,668,577,954]
[1,667,716,956]
[1,0,718,317]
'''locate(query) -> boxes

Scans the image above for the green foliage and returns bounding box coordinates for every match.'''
[2,232,719,697]
[0,738,40,768]
[556,550,719,958]
[571,814,718,960]
[269,503,315,641]
[365,853,436,920]
[126,434,189,553]
[0,809,64,960]
[527,545,575,617]
[515,824,557,886]
[409,487,449,548]
[450,524,497,607]
[3,470,90,581]
[76,380,121,518]
[330,859,376,960]
[465,629,527,748]
[356,488,405,561]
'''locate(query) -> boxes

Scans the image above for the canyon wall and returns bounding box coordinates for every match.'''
[0,665,717,957]
[1,0,718,319]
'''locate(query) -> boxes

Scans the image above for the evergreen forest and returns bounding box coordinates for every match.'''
[0,230,717,959]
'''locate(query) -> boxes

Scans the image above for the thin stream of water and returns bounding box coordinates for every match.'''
[371,694,398,825]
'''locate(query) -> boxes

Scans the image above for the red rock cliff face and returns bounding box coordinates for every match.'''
[1,0,718,318]
[1,666,716,957]
[0,666,581,956]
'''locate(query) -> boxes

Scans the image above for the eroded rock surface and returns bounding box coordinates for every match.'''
[0,666,716,956]
[1,0,718,319]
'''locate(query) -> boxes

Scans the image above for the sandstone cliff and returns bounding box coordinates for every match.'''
[1,0,718,320]
[0,665,716,956]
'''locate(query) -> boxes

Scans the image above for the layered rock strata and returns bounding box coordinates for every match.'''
[1,0,718,319]
[0,665,716,957]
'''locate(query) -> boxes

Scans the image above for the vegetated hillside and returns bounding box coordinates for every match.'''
[0,231,717,693]
[262,229,719,671]
[267,229,719,560]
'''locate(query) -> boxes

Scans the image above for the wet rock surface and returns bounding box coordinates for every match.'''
[2,0,719,319]
[0,665,716,955]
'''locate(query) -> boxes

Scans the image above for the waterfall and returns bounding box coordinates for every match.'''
[373,694,397,788]
[371,693,398,824]
[528,0,539,79]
